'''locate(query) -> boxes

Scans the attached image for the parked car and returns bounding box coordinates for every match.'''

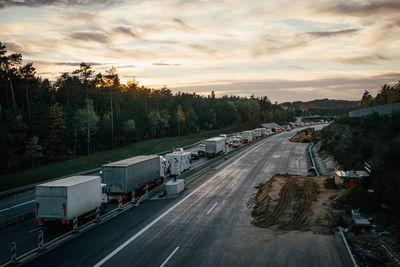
[232,138,240,147]
[191,152,199,160]
[198,144,206,157]
[173,147,184,153]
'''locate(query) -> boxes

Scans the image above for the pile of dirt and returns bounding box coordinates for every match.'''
[250,174,344,234]
[289,128,314,143]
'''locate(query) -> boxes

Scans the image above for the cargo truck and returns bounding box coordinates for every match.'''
[165,152,191,176]
[254,128,262,139]
[261,128,267,136]
[35,176,107,226]
[241,131,253,143]
[102,155,164,199]
[204,137,225,158]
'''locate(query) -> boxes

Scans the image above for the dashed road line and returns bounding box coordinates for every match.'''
[160,246,180,267]
[0,199,35,213]
[206,202,218,215]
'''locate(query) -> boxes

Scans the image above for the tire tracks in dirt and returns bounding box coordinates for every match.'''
[260,178,296,227]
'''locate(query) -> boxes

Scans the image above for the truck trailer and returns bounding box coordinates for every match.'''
[35,176,106,225]
[165,152,191,176]
[204,137,225,158]
[241,131,253,143]
[102,155,164,199]
[254,128,262,139]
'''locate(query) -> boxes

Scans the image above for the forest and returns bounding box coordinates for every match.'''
[280,99,359,116]
[0,42,304,174]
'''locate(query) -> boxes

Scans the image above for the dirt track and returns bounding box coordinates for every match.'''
[250,174,339,233]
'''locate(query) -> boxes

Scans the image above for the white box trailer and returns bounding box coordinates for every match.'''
[254,128,262,138]
[241,131,253,143]
[165,152,191,176]
[261,128,267,136]
[102,155,163,197]
[35,176,102,224]
[204,137,225,158]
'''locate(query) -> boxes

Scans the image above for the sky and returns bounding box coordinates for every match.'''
[1,0,399,103]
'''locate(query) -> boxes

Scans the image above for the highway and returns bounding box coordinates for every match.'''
[22,126,352,267]
[0,138,233,264]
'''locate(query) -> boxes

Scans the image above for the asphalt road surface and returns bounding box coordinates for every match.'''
[26,126,352,267]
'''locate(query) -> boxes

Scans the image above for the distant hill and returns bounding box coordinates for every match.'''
[280,99,359,116]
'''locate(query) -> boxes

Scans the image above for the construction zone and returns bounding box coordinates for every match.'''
[289,128,315,143]
[250,174,343,234]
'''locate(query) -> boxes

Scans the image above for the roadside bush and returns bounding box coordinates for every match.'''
[319,110,400,211]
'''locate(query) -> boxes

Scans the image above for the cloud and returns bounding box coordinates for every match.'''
[333,54,392,65]
[187,43,218,55]
[316,0,400,17]
[0,0,121,9]
[152,63,180,66]
[173,72,400,102]
[252,27,360,58]
[3,41,29,55]
[69,31,110,43]
[113,26,138,38]
[117,64,136,69]
[53,61,104,66]
[172,18,187,27]
[305,28,359,38]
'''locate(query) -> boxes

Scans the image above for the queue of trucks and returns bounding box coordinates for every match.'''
[34,127,274,227]
[35,155,166,225]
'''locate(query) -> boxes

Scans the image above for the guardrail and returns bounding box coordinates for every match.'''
[0,211,35,228]
[337,227,358,267]
[308,142,320,176]
[0,167,101,199]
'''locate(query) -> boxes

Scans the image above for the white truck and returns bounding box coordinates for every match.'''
[102,155,164,199]
[241,131,253,143]
[165,152,191,176]
[35,176,106,225]
[204,137,225,158]
[254,128,262,139]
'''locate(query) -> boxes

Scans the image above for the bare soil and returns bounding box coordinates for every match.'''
[289,128,314,143]
[250,174,343,234]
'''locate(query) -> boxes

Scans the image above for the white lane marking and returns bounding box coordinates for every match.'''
[231,180,238,188]
[160,246,180,267]
[93,136,271,267]
[206,202,218,215]
[28,227,42,234]
[0,199,35,213]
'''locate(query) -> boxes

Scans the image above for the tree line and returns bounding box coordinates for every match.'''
[360,82,400,108]
[0,42,304,174]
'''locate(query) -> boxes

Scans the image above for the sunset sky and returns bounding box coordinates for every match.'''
[1,0,399,102]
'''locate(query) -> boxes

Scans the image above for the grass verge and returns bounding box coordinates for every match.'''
[0,123,258,192]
